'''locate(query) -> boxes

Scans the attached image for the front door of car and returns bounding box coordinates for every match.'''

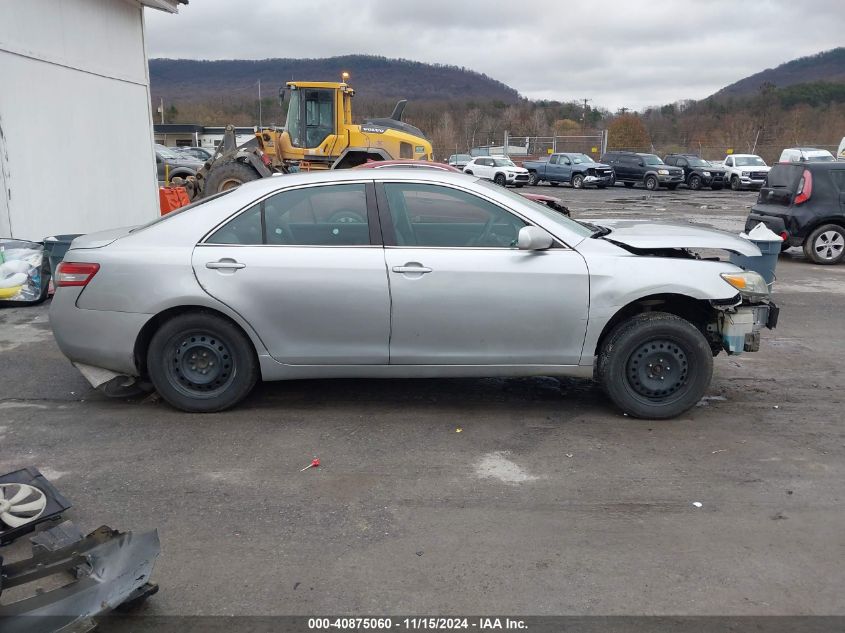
[377,181,590,365]
[476,158,493,180]
[558,155,573,181]
[192,182,391,364]
[546,155,561,182]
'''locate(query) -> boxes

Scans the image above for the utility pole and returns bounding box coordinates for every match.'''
[581,98,591,130]
[159,97,164,125]
[257,80,262,129]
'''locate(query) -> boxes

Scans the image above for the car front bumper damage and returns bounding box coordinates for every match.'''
[713,301,778,354]
[0,522,160,633]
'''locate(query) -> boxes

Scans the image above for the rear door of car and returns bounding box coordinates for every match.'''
[376,180,590,365]
[192,181,391,364]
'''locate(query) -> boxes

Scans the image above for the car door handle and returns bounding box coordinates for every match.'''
[392,265,432,274]
[206,260,246,270]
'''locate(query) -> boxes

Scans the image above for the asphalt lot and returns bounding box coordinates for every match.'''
[1,184,844,616]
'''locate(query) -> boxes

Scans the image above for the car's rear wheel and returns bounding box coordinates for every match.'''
[804,224,845,265]
[147,312,258,412]
[494,173,507,186]
[688,175,702,190]
[730,175,741,191]
[644,175,659,191]
[528,172,541,186]
[571,173,585,189]
[597,312,713,419]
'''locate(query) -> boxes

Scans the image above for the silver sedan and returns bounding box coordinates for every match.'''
[50,170,777,418]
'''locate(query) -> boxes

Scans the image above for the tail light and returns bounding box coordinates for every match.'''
[794,169,813,205]
[779,231,789,242]
[55,262,100,287]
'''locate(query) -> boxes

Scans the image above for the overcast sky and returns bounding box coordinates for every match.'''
[145,0,844,111]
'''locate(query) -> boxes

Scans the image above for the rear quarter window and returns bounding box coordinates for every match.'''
[766,165,803,189]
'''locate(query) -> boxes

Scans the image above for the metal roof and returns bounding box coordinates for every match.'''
[139,0,186,13]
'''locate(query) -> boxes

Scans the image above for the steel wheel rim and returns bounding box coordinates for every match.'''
[165,330,236,399]
[814,231,844,261]
[573,175,583,188]
[690,176,700,190]
[626,338,689,400]
[219,178,244,191]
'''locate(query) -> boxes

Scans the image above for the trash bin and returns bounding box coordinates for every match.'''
[730,223,782,288]
[43,234,83,274]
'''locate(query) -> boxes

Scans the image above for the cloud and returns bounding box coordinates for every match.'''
[145,0,845,110]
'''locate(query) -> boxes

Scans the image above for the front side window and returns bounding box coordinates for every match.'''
[383,183,527,248]
[207,184,370,246]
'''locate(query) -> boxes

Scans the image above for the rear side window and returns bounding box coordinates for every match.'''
[207,184,370,246]
[767,165,803,190]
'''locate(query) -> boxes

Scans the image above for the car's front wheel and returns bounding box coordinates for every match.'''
[804,224,845,265]
[147,311,258,412]
[730,175,741,191]
[644,175,659,191]
[528,172,541,186]
[494,173,507,186]
[571,173,584,189]
[597,312,713,419]
[688,175,702,190]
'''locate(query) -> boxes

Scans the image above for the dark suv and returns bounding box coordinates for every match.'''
[664,154,726,190]
[745,162,845,264]
[601,151,684,190]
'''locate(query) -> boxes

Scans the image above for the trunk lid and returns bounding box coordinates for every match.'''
[67,227,134,250]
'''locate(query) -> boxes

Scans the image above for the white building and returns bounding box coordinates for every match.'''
[0,0,182,241]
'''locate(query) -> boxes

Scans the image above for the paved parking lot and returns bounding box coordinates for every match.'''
[1,185,843,615]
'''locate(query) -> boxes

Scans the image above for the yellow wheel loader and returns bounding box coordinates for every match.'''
[186,74,433,199]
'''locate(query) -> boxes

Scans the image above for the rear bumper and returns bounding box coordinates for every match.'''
[50,288,150,376]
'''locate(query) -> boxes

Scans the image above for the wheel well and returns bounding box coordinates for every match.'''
[805,218,845,237]
[494,171,506,179]
[133,305,258,378]
[594,293,716,356]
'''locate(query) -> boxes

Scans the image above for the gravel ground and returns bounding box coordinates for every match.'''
[1,184,843,616]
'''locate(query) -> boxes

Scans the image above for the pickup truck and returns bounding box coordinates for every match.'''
[523,153,615,189]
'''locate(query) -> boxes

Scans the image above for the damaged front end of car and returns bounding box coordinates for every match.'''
[708,271,779,355]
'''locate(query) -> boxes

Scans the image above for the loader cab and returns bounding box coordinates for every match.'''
[282,81,352,153]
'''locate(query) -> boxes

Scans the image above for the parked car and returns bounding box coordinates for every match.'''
[174,146,216,161]
[522,153,614,189]
[721,154,770,191]
[663,154,726,190]
[745,161,845,264]
[519,192,571,216]
[51,169,777,419]
[355,159,461,172]
[155,144,203,182]
[447,154,473,169]
[778,147,836,163]
[600,151,684,190]
[838,137,845,161]
[463,156,530,187]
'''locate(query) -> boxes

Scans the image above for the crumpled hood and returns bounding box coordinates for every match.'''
[69,227,135,249]
[599,221,762,256]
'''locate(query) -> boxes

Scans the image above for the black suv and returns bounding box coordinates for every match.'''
[745,162,845,264]
[601,151,684,190]
[664,154,726,190]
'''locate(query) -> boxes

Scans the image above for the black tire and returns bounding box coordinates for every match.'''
[464,170,473,176]
[688,175,702,190]
[528,172,541,186]
[623,181,635,188]
[494,173,507,186]
[204,161,261,195]
[644,175,659,191]
[730,175,741,191]
[147,312,258,412]
[571,173,585,189]
[803,224,845,265]
[666,183,679,190]
[596,312,713,419]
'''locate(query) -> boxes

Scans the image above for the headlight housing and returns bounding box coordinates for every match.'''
[703,171,711,177]
[741,171,750,177]
[721,271,769,299]
[657,169,669,175]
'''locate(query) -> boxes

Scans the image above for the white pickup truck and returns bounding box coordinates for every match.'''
[721,154,771,190]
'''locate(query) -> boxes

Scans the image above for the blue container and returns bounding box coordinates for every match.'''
[729,239,781,287]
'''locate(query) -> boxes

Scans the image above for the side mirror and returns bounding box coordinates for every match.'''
[517,226,554,251]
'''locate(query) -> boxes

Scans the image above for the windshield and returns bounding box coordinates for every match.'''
[571,154,595,164]
[687,157,709,167]
[642,154,663,165]
[493,159,516,167]
[476,180,593,240]
[807,154,836,162]
[285,89,301,147]
[735,156,766,167]
[156,146,181,159]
